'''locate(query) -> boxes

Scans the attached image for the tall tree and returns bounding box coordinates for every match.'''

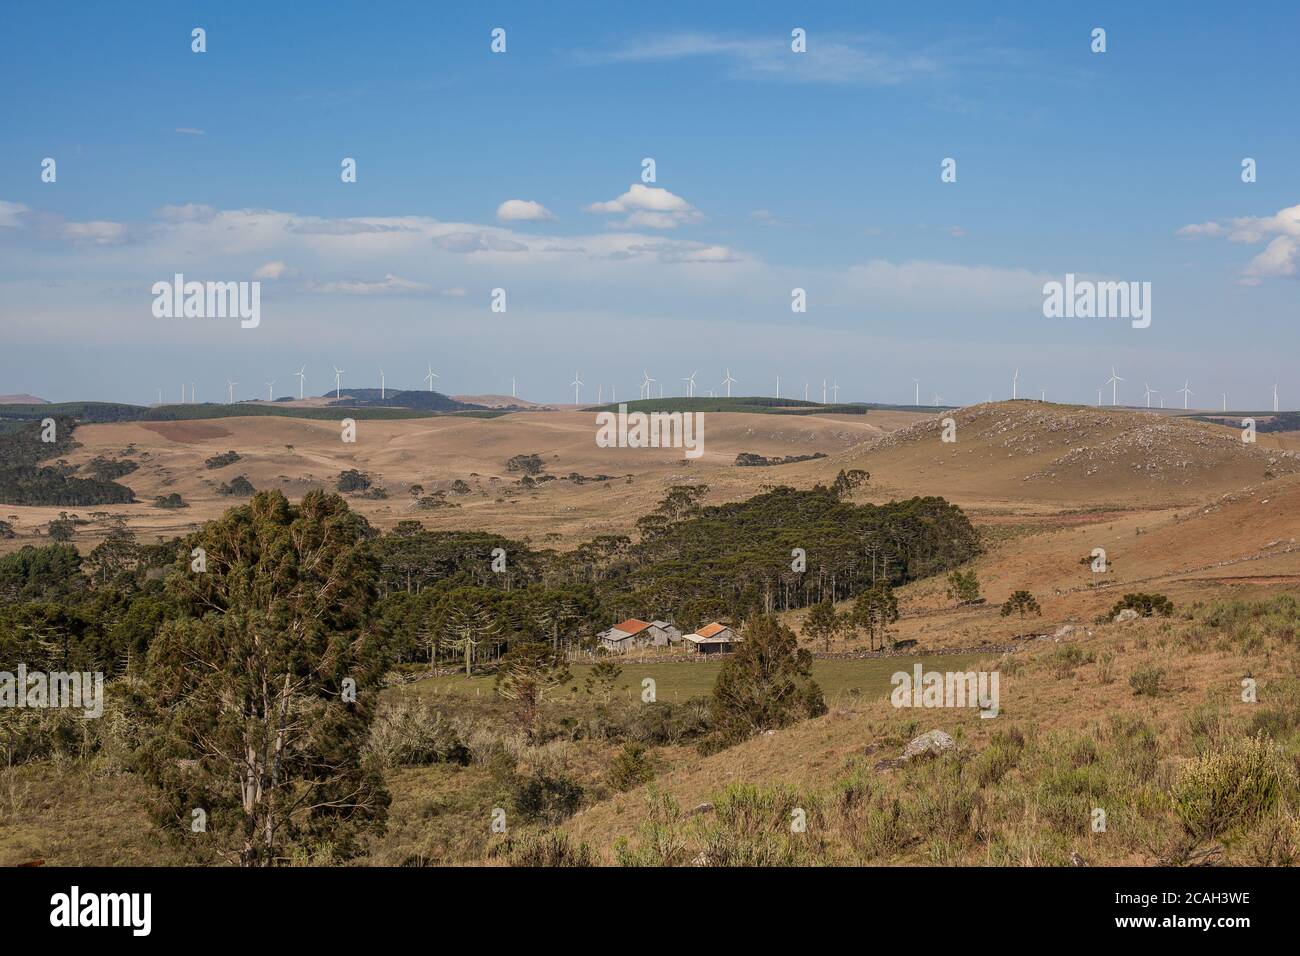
[140,490,390,866]
[495,642,572,735]
[709,615,826,745]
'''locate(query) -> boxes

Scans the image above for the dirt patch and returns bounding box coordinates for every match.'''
[138,421,233,443]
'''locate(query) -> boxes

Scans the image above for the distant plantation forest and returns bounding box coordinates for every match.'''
[0,418,136,506]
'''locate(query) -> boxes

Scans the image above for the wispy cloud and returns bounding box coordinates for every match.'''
[588,32,946,86]
[175,127,206,136]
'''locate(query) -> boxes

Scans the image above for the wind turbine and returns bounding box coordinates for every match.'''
[1221,393,1227,412]
[597,385,603,404]
[423,364,439,392]
[511,377,516,399]
[821,379,827,404]
[775,375,780,399]
[1106,366,1124,406]
[658,383,663,399]
[932,392,943,406]
[180,384,185,403]
[1040,387,1047,402]
[379,368,385,401]
[1178,379,1193,410]
[333,366,344,399]
[1096,385,1103,407]
[831,379,840,402]
[640,370,655,400]
[683,370,698,398]
[570,372,583,405]
[721,369,736,398]
[295,366,306,400]
[190,384,196,404]
[1272,383,1279,413]
[913,378,920,406]
[1012,368,1019,400]
[1142,382,1155,408]
[156,387,162,405]
[804,382,810,402]
[226,380,238,404]
[265,380,275,401]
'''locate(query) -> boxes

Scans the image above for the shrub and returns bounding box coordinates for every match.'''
[509,830,595,867]
[337,469,371,493]
[364,699,470,768]
[608,742,656,792]
[1129,666,1165,697]
[1172,735,1291,839]
[1111,592,1174,619]
[152,492,187,509]
[510,770,585,825]
[1000,590,1041,617]
[216,475,255,496]
[204,451,241,469]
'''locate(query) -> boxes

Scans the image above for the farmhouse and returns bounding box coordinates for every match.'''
[683,622,741,655]
[597,618,682,653]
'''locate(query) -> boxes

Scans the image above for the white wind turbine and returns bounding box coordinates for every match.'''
[1142,382,1155,408]
[597,384,603,404]
[1221,393,1227,412]
[913,378,920,405]
[511,377,516,399]
[190,384,196,403]
[1040,387,1047,402]
[226,380,238,404]
[1106,366,1124,406]
[1096,385,1103,407]
[1178,379,1193,410]
[570,372,584,405]
[721,369,737,398]
[423,364,439,392]
[1011,368,1019,400]
[1272,383,1279,413]
[932,392,943,406]
[683,370,698,398]
[821,378,827,404]
[775,375,780,399]
[156,387,162,405]
[295,366,306,400]
[379,368,385,400]
[804,382,810,402]
[640,370,655,400]
[831,379,840,402]
[180,384,186,403]
[333,366,344,399]
[265,380,275,401]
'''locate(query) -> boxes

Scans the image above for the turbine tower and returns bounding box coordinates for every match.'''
[570,372,583,405]
[831,379,840,402]
[804,382,809,402]
[1221,393,1227,412]
[821,378,827,404]
[265,381,275,401]
[1106,366,1124,406]
[379,368,385,401]
[1178,379,1193,410]
[295,366,306,400]
[721,369,736,398]
[1012,368,1019,400]
[511,377,516,399]
[190,384,196,403]
[1142,382,1154,408]
[423,364,439,392]
[1273,383,1279,413]
[683,370,698,398]
[775,375,780,399]
[640,370,655,400]
[913,378,920,405]
[226,380,238,404]
[333,366,344,399]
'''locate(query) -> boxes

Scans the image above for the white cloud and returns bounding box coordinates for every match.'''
[253,260,295,280]
[591,33,945,86]
[1178,203,1300,281]
[0,201,29,228]
[311,273,431,295]
[586,184,704,229]
[175,128,206,136]
[496,199,555,222]
[62,220,129,245]
[433,230,529,253]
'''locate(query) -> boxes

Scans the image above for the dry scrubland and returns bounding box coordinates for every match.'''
[3,401,1300,866]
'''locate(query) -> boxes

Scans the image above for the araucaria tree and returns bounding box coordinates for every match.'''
[1000,589,1041,618]
[852,580,900,650]
[140,491,390,866]
[802,599,841,652]
[709,615,826,745]
[495,641,572,735]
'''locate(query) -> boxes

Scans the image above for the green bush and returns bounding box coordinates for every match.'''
[1172,735,1291,839]
[608,742,655,792]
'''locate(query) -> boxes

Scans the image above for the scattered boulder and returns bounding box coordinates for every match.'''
[1113,608,1140,623]
[900,729,956,762]
[689,802,714,817]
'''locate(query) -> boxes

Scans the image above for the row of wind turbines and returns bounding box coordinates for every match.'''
[566,369,847,405]
[159,362,457,405]
[1084,366,1281,412]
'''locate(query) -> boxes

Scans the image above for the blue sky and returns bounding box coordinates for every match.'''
[1,1,1298,408]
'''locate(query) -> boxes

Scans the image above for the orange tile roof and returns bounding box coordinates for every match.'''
[695,622,728,638]
[611,618,652,635]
